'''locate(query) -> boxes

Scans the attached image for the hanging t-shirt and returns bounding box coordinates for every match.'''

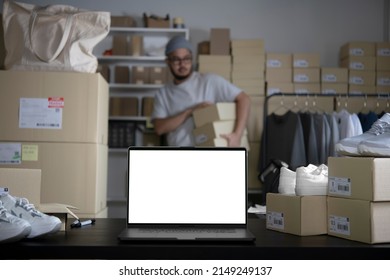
[152,72,242,146]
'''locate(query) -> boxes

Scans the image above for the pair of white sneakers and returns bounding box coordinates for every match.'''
[0,193,62,243]
[335,113,390,157]
[278,164,328,196]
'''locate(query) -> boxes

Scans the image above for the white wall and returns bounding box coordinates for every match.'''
[2,0,387,66]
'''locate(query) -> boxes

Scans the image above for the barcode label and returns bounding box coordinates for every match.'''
[329,215,350,236]
[266,211,284,230]
[328,177,351,196]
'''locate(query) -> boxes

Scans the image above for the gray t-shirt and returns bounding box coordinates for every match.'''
[152,71,242,146]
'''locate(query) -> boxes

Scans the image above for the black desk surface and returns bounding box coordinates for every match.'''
[2,215,390,260]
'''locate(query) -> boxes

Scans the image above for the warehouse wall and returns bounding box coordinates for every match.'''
[1,0,387,67]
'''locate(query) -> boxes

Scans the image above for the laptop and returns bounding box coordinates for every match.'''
[118,146,255,242]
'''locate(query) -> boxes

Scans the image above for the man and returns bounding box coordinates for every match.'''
[152,35,251,147]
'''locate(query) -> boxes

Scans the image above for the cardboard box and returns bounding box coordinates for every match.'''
[130,35,144,56]
[0,168,41,206]
[149,67,168,84]
[247,96,264,142]
[193,103,236,128]
[232,63,264,73]
[231,39,264,50]
[232,54,265,66]
[197,41,210,55]
[131,66,150,84]
[377,57,390,71]
[376,42,390,56]
[115,66,130,83]
[143,13,170,28]
[198,55,231,65]
[293,68,320,83]
[340,41,376,58]
[0,142,108,216]
[348,70,376,85]
[0,71,109,144]
[210,28,230,55]
[348,84,377,94]
[266,193,327,236]
[293,53,321,68]
[142,97,154,116]
[376,85,390,94]
[327,197,390,244]
[111,16,136,27]
[321,83,348,94]
[112,35,128,55]
[321,67,349,83]
[340,56,376,71]
[265,68,292,82]
[193,121,242,145]
[376,71,390,86]
[266,53,292,68]
[328,157,390,201]
[197,135,250,151]
[293,83,321,94]
[110,97,138,116]
[266,82,294,95]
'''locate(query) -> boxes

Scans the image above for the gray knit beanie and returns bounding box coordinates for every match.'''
[165,35,193,55]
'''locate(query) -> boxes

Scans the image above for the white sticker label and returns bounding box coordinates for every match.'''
[0,143,22,164]
[293,60,309,68]
[378,48,390,56]
[294,74,309,82]
[349,48,364,56]
[19,98,63,129]
[266,211,284,230]
[328,177,351,196]
[329,215,350,236]
[350,62,364,70]
[323,74,337,82]
[267,60,282,68]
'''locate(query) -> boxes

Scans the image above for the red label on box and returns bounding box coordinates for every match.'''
[48,97,64,108]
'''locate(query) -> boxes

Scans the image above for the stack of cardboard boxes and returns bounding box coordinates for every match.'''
[198,28,232,81]
[292,53,321,94]
[192,103,249,149]
[266,156,390,244]
[340,41,377,94]
[265,53,293,96]
[376,42,390,94]
[231,39,265,96]
[0,70,109,218]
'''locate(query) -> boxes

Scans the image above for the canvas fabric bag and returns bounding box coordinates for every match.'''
[2,0,110,73]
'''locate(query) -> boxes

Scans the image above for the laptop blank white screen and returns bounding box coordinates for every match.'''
[127,148,247,225]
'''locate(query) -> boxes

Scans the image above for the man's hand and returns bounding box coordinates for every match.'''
[220,132,241,147]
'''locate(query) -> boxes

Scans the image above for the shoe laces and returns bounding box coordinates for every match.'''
[15,197,43,218]
[369,119,390,135]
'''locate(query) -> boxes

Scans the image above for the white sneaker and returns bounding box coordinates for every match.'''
[278,167,296,195]
[0,194,61,238]
[295,164,328,196]
[335,113,390,156]
[0,200,31,243]
[358,132,390,156]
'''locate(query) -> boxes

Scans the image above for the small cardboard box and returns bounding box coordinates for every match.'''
[293,83,321,94]
[340,41,376,58]
[0,168,41,207]
[131,66,150,84]
[192,103,236,128]
[376,71,390,86]
[149,67,168,84]
[110,97,138,116]
[266,193,327,236]
[327,197,390,244]
[193,121,239,145]
[293,53,321,68]
[321,67,349,83]
[111,16,136,27]
[377,57,390,71]
[210,28,230,55]
[266,53,292,68]
[348,84,376,94]
[130,35,144,56]
[321,83,348,94]
[114,66,130,84]
[266,82,294,95]
[293,68,320,83]
[265,68,292,83]
[143,13,170,28]
[197,135,250,151]
[328,157,390,201]
[376,42,390,56]
[340,56,376,71]
[348,70,376,86]
[112,35,128,55]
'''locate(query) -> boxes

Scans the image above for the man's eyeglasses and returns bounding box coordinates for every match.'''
[168,56,192,66]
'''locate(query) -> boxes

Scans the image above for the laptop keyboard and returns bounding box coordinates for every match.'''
[139,228,236,234]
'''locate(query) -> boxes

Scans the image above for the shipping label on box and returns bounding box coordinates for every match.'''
[293,53,320,68]
[266,53,292,68]
[376,42,390,56]
[321,67,349,83]
[19,98,63,129]
[266,210,285,230]
[293,68,320,83]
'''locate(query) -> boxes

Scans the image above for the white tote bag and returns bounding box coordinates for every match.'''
[2,0,110,73]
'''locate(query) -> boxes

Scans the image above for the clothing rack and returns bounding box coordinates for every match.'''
[260,92,390,173]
